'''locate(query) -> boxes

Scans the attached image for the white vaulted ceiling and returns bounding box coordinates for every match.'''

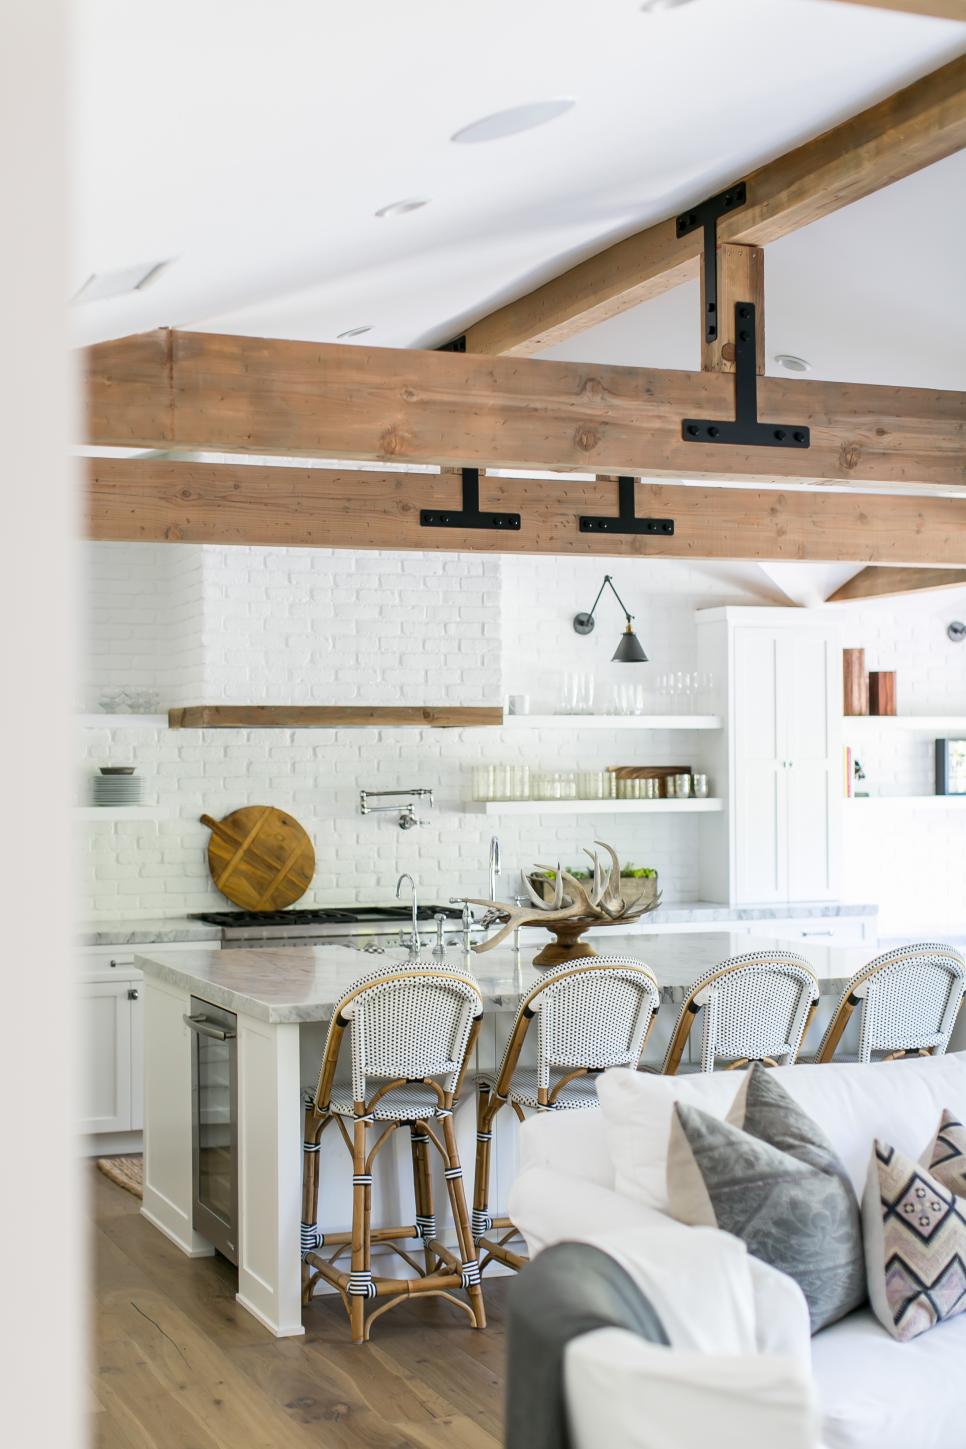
[71,0,966,389]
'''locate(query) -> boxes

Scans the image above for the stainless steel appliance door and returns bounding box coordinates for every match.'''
[185,997,238,1264]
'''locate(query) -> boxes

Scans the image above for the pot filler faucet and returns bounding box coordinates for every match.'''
[396,872,421,954]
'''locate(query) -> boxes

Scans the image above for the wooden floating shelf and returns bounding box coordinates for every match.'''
[503,714,722,731]
[842,716,966,731]
[845,795,966,809]
[168,705,504,730]
[74,806,172,821]
[467,799,723,815]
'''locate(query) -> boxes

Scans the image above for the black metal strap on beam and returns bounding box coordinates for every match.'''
[579,477,674,536]
[681,303,809,450]
[420,468,521,532]
[438,335,467,352]
[676,181,747,345]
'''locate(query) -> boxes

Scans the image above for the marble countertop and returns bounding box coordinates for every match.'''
[81,899,877,947]
[134,930,876,1024]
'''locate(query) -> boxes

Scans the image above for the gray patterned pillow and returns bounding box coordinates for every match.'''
[864,1139,966,1341]
[924,1109,966,1197]
[667,1065,866,1333]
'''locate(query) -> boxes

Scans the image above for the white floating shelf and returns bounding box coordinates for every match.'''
[467,798,723,815]
[74,806,172,821]
[76,714,169,728]
[845,796,966,809]
[842,716,966,732]
[503,714,722,731]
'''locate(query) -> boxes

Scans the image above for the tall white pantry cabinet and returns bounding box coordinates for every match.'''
[697,608,842,907]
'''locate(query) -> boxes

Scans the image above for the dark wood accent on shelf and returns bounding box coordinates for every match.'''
[459,56,966,356]
[828,566,966,603]
[84,331,966,491]
[87,458,966,560]
[843,648,869,717]
[169,705,504,729]
[869,671,898,717]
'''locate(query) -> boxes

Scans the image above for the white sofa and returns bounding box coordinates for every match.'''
[508,1052,966,1449]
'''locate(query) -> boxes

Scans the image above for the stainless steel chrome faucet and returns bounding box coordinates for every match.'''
[488,834,502,902]
[395,872,420,954]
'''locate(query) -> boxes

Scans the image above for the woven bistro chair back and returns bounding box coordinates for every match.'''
[314,964,484,1112]
[662,950,819,1074]
[816,943,966,1064]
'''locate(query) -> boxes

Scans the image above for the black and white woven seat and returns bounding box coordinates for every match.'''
[472,956,660,1273]
[661,949,819,1075]
[813,942,966,1064]
[300,963,486,1344]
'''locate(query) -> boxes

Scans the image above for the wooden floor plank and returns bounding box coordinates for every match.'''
[91,1165,510,1449]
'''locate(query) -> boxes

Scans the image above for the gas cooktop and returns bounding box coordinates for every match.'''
[190,905,462,929]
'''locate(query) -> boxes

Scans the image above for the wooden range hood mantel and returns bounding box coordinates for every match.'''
[167,705,504,729]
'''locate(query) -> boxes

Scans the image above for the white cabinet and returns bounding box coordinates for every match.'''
[79,977,140,1134]
[697,609,841,908]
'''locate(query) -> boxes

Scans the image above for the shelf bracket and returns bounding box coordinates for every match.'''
[676,181,747,345]
[681,303,810,450]
[578,476,674,536]
[420,467,521,532]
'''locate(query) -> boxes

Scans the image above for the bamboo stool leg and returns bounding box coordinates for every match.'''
[349,1113,372,1344]
[472,1084,499,1246]
[410,1120,436,1274]
[300,1100,328,1300]
[440,1110,486,1330]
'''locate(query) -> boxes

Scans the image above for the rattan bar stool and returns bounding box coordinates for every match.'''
[814,942,966,1064]
[661,949,819,1075]
[300,964,486,1343]
[472,957,660,1273]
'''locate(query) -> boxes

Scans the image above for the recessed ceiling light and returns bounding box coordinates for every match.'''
[375,197,430,218]
[336,325,373,340]
[71,258,171,305]
[639,0,697,12]
[451,99,575,145]
[774,353,811,373]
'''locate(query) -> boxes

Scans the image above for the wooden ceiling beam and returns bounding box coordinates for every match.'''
[826,564,966,601]
[84,329,966,491]
[86,458,966,565]
[826,3,966,21]
[458,55,966,357]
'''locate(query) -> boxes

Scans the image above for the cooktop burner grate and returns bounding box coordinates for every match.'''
[190,905,462,928]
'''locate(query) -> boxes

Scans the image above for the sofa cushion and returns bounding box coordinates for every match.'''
[597,1052,966,1213]
[667,1070,865,1331]
[923,1108,966,1196]
[862,1140,966,1341]
[812,1306,966,1449]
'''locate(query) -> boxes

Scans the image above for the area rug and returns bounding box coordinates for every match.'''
[96,1154,143,1199]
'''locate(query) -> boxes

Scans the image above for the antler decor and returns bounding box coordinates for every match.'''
[469,840,662,968]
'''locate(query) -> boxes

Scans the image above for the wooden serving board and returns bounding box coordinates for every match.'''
[200,806,315,911]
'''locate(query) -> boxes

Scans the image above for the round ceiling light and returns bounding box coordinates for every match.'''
[774,353,811,373]
[336,325,373,340]
[450,99,575,145]
[374,197,430,218]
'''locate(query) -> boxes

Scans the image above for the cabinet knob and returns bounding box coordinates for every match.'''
[109,958,118,968]
[127,988,140,1001]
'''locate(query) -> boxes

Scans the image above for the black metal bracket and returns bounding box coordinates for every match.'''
[579,477,675,536]
[682,303,810,450]
[437,335,466,352]
[676,181,747,345]
[420,468,521,532]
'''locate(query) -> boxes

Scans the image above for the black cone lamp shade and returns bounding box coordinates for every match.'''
[613,623,648,663]
[572,574,648,662]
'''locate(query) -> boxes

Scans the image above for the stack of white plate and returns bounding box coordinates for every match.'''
[92,768,143,807]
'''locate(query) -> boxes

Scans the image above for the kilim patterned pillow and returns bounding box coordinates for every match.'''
[863,1139,966,1342]
[924,1110,966,1198]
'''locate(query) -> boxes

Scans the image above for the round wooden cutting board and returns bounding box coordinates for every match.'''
[200,806,316,911]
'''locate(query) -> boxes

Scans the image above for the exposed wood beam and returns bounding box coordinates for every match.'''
[827,564,966,601]
[701,245,764,374]
[86,458,966,564]
[84,330,966,491]
[828,3,966,20]
[458,56,966,356]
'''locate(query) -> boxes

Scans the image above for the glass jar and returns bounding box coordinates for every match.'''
[692,773,709,798]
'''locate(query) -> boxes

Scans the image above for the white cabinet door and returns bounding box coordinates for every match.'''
[79,981,133,1134]
[781,631,839,901]
[129,983,144,1131]
[733,630,787,903]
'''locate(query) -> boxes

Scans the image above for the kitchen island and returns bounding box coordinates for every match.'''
[134,930,881,1337]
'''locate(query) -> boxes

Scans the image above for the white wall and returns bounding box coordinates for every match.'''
[80,545,767,918]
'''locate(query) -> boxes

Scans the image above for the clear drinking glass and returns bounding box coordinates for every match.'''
[692,773,709,798]
[674,772,692,798]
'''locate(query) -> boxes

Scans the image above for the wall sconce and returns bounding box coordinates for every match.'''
[572,574,648,663]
